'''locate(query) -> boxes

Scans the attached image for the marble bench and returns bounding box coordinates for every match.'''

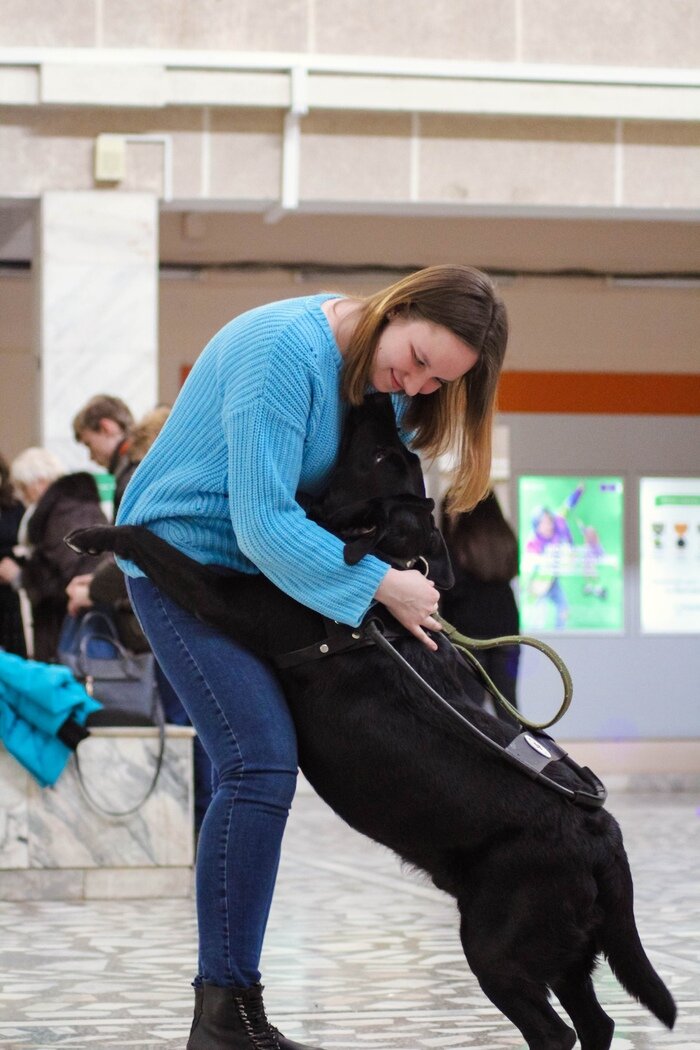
[0,725,195,901]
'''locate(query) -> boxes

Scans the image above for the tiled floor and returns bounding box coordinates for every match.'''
[0,785,698,1049]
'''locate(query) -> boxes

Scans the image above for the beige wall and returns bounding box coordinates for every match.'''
[1,0,698,66]
[2,105,698,212]
[4,259,696,463]
[1,3,697,459]
[0,275,36,459]
[155,271,700,406]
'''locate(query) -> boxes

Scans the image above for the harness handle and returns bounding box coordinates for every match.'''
[364,618,606,808]
[437,616,573,730]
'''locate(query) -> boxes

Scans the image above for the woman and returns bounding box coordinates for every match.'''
[441,489,521,723]
[117,265,508,1050]
[0,448,106,662]
[0,452,26,656]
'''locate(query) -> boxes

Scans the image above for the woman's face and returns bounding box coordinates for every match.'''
[371,316,479,396]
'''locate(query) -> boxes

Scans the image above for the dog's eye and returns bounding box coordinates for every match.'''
[373,450,387,464]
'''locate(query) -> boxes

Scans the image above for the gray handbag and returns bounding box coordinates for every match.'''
[59,608,160,725]
[58,608,165,817]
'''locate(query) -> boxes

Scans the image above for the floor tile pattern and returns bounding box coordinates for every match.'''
[0,787,698,1049]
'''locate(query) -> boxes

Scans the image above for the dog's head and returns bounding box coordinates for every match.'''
[305,394,454,589]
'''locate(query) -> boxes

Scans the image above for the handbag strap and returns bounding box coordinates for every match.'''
[76,608,121,641]
[76,630,143,678]
[72,711,166,819]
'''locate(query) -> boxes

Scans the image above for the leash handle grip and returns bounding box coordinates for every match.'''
[437,616,574,731]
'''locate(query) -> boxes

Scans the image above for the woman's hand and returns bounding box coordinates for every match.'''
[374,567,442,651]
[0,557,21,586]
[66,573,95,616]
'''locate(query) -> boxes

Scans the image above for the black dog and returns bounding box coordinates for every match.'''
[68,394,675,1050]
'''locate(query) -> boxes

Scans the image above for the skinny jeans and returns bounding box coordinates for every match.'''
[126,576,298,987]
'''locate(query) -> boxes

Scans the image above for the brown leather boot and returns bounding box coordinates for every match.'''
[187,981,323,1049]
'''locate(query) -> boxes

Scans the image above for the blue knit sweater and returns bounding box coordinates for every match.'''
[117,293,392,627]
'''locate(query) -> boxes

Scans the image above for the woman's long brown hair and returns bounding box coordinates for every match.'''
[341,265,508,511]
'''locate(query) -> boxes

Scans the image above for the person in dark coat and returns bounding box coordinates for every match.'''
[0,453,26,656]
[440,489,520,723]
[0,448,107,662]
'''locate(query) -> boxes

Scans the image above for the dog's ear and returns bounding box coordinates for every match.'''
[427,526,455,590]
[343,525,383,565]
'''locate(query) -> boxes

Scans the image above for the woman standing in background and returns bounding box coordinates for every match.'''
[441,489,520,723]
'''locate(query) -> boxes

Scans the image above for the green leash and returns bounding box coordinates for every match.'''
[437,616,573,730]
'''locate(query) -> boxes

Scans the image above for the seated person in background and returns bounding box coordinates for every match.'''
[66,405,213,833]
[0,452,26,656]
[0,448,106,662]
[66,404,171,638]
[441,489,520,724]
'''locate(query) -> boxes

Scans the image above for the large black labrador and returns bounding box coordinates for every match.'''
[68,394,675,1050]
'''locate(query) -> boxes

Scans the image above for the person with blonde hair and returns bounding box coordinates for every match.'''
[117,265,509,1050]
[0,448,105,661]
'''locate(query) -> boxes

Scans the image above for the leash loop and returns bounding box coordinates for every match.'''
[436,616,573,730]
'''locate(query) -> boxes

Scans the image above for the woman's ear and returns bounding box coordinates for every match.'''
[386,304,410,323]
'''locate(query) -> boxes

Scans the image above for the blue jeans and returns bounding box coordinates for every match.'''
[126,576,298,987]
[154,662,213,834]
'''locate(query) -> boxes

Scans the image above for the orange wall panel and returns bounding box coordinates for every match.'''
[498,372,700,415]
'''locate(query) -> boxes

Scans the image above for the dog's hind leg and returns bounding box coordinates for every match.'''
[551,964,615,1050]
[458,906,577,1050]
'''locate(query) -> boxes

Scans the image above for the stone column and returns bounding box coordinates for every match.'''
[35,192,158,469]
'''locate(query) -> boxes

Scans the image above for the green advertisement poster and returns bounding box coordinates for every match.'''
[518,476,624,633]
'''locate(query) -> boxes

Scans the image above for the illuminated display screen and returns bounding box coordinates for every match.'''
[518,476,624,633]
[640,477,700,634]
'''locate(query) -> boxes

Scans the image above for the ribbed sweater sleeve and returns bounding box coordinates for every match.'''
[224,399,387,624]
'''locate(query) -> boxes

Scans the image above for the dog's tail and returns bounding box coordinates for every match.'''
[598,843,676,1029]
[65,524,227,607]
[66,524,145,562]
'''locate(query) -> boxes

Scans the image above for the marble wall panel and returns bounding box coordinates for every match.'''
[26,734,193,870]
[0,868,85,900]
[522,0,700,68]
[314,0,515,60]
[0,0,97,46]
[209,110,283,201]
[622,121,700,209]
[300,112,412,201]
[102,0,308,51]
[38,191,158,466]
[0,751,29,870]
[418,115,616,207]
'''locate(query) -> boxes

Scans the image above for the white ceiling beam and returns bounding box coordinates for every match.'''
[0,49,696,122]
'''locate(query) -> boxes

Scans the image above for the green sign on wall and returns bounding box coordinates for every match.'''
[94,472,116,505]
[518,476,625,633]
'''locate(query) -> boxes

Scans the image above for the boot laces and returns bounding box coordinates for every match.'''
[233,992,280,1050]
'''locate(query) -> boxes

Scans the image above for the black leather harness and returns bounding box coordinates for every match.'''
[270,608,607,810]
